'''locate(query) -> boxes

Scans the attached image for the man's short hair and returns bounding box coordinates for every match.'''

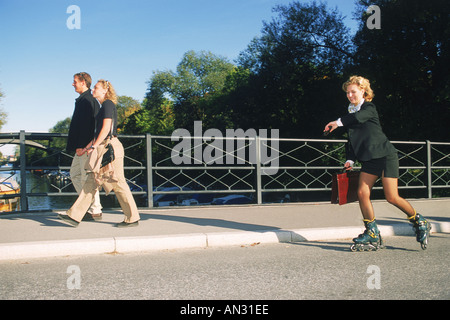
[74,72,92,88]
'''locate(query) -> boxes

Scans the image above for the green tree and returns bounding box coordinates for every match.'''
[234,1,353,137]
[47,117,71,152]
[142,50,235,132]
[49,117,71,134]
[116,96,142,133]
[0,86,8,131]
[351,0,450,141]
[122,99,175,136]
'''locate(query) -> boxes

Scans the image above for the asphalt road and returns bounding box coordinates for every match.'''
[1,234,449,301]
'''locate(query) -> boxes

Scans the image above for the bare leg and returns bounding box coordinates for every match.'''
[382,176,415,217]
[357,172,379,221]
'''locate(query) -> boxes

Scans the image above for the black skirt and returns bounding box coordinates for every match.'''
[361,153,399,178]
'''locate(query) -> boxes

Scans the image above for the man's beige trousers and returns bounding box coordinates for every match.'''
[70,152,102,214]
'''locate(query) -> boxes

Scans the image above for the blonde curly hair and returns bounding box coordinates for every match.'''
[97,79,118,104]
[342,76,375,102]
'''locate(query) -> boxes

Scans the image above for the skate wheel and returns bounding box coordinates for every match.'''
[421,239,428,250]
[350,244,357,252]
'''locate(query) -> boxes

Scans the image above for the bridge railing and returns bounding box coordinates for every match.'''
[0,131,448,212]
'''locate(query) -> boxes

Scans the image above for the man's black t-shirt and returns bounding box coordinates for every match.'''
[95,99,117,141]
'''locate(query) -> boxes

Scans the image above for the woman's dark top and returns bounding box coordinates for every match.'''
[95,99,118,141]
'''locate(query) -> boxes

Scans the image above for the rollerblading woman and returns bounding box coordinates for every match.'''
[325,76,432,251]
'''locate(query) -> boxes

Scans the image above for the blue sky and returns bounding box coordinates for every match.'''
[0,0,358,154]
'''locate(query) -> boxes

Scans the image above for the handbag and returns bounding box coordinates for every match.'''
[101,142,115,168]
[331,170,360,205]
[100,120,115,168]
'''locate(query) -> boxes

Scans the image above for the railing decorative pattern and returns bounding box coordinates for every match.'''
[0,131,448,212]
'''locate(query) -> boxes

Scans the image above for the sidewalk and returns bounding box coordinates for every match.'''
[1,199,449,260]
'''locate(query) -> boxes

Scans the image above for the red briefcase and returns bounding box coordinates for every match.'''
[331,171,360,205]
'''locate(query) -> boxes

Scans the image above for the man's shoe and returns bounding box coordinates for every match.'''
[58,214,79,227]
[116,221,139,228]
[82,213,103,221]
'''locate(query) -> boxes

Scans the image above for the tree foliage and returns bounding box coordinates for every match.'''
[54,0,448,143]
[351,0,450,141]
[127,50,235,135]
[116,96,142,132]
[0,87,8,131]
[230,1,353,137]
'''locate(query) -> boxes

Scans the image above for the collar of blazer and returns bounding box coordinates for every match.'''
[348,99,365,114]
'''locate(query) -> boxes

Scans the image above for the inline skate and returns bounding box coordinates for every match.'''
[350,219,384,252]
[409,213,431,250]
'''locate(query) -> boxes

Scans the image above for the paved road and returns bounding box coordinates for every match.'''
[1,235,449,301]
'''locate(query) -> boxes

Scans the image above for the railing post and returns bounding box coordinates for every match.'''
[146,133,154,208]
[19,130,28,211]
[255,135,262,205]
[426,140,432,199]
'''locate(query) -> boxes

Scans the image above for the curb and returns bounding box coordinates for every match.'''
[0,238,115,261]
[0,222,448,261]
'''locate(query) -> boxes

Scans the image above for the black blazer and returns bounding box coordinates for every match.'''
[340,101,397,162]
[66,90,100,152]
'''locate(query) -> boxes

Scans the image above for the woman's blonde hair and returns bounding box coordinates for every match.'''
[342,76,375,102]
[97,79,118,104]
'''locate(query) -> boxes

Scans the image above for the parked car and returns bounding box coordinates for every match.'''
[153,186,187,207]
[211,194,253,205]
[180,199,199,206]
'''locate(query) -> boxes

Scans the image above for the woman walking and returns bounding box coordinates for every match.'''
[59,80,140,228]
[324,76,431,250]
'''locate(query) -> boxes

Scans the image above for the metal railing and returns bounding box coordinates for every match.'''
[0,131,449,212]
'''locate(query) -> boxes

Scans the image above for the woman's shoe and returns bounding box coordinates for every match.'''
[116,221,139,228]
[58,214,80,227]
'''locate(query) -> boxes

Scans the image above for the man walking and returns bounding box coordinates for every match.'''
[66,72,102,220]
